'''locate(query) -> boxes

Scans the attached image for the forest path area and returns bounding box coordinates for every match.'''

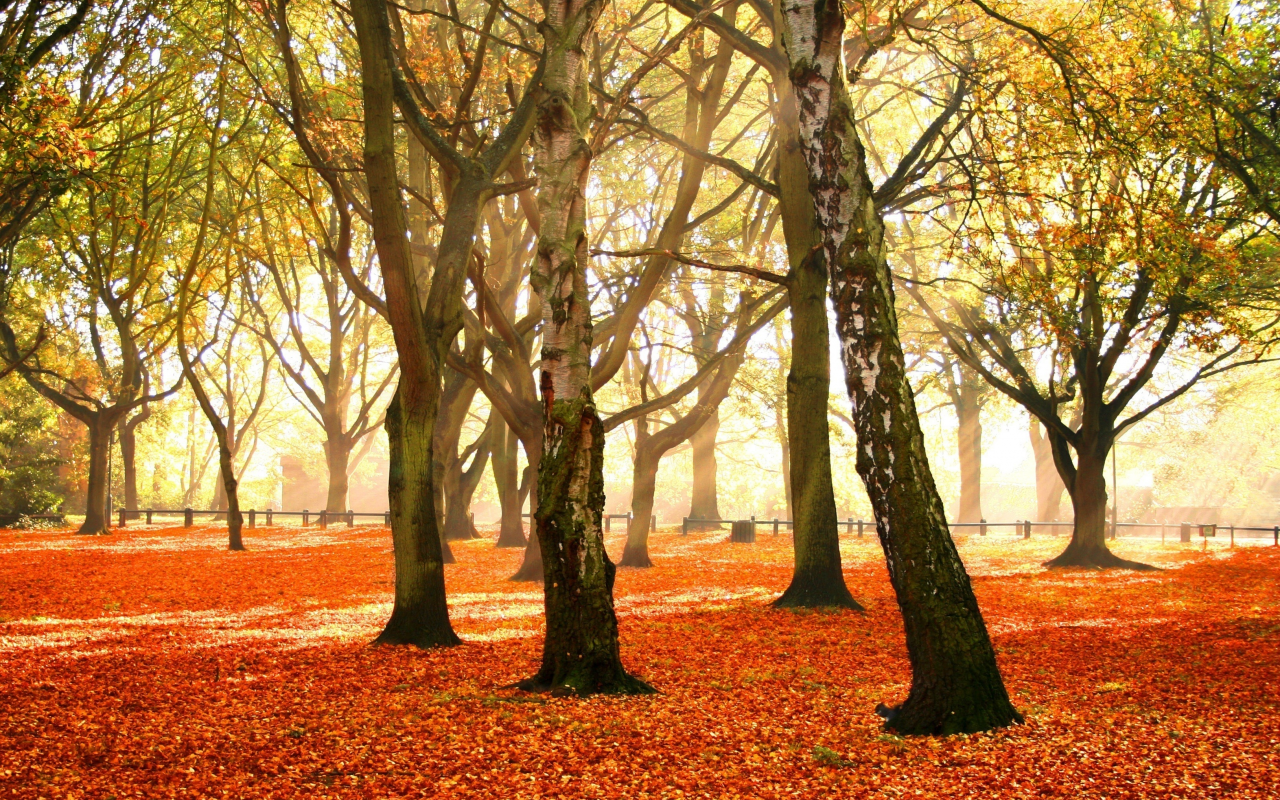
[1,525,1277,798]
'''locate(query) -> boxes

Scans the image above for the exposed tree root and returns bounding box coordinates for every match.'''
[617,545,652,568]
[772,578,862,611]
[372,611,461,649]
[1044,542,1160,571]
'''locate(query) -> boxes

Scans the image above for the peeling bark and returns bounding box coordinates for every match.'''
[518,0,650,695]
[778,0,1020,734]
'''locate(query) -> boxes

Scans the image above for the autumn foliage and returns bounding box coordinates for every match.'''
[1,524,1277,797]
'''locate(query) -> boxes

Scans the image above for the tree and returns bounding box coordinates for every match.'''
[776,0,1023,733]
[348,0,540,646]
[910,5,1280,569]
[515,0,652,696]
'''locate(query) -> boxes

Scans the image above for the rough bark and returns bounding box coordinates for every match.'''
[778,0,1020,733]
[518,0,650,695]
[619,448,658,568]
[324,435,352,514]
[81,417,114,534]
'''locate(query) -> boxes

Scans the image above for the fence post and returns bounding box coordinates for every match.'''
[650,514,656,532]
[384,511,391,527]
[184,508,193,528]
[303,509,309,526]
[348,510,355,528]
[119,508,127,528]
[1180,522,1191,543]
[980,518,987,536]
[1023,520,1031,539]
[1230,524,1234,548]
[319,510,328,529]
[266,508,273,526]
[1274,526,1278,546]
[604,515,610,532]
[773,518,780,536]
[682,517,688,536]
[146,509,153,525]
[248,509,256,529]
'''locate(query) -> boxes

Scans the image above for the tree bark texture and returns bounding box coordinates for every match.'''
[81,417,115,535]
[778,0,1020,734]
[520,0,650,695]
[1029,420,1065,522]
[687,411,721,520]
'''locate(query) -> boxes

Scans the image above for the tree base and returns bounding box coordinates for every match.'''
[509,553,543,582]
[511,664,656,698]
[877,690,1024,736]
[773,577,862,611]
[495,526,527,548]
[617,544,652,568]
[1044,541,1159,571]
[441,539,456,565]
[372,609,461,649]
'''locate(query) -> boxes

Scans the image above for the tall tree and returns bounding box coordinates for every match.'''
[777,0,1022,733]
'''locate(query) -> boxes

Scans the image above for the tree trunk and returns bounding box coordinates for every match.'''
[1029,420,1064,521]
[619,450,658,568]
[956,393,983,524]
[517,0,650,696]
[1044,429,1153,570]
[775,260,859,609]
[215,433,245,551]
[324,432,352,514]
[508,445,543,581]
[778,0,1020,734]
[118,416,143,516]
[378,388,460,644]
[80,416,112,535]
[687,407,720,519]
[493,420,527,547]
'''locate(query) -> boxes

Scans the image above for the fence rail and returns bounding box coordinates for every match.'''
[115,508,390,529]
[682,516,1280,546]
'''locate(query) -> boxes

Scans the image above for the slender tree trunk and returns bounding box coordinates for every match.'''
[324,432,352,514]
[379,388,459,643]
[509,440,543,581]
[493,420,527,547]
[80,416,112,535]
[775,261,858,609]
[778,0,1020,734]
[517,0,650,695]
[1043,428,1151,569]
[688,408,720,519]
[956,394,983,524]
[1029,420,1064,521]
[620,446,658,568]
[119,419,139,517]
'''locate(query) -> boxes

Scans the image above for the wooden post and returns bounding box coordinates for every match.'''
[682,517,688,536]
[650,514,656,532]
[980,518,987,536]
[604,514,610,532]
[730,520,755,543]
[248,509,256,528]
[773,518,780,536]
[303,509,309,526]
[319,510,328,529]
[1230,524,1234,548]
[266,508,273,526]
[857,519,863,538]
[118,508,127,528]
[145,509,153,525]
[384,510,391,527]
[348,510,355,528]
[1180,522,1191,543]
[1023,520,1031,539]
[184,508,193,528]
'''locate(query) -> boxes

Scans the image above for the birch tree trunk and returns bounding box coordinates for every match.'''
[519,0,650,695]
[778,0,1020,734]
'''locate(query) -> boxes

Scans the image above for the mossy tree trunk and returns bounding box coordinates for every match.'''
[519,0,650,695]
[778,0,1021,734]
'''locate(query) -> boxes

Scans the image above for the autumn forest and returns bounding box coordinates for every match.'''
[1,0,1278,797]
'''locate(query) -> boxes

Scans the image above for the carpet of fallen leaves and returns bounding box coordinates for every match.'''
[1,522,1277,799]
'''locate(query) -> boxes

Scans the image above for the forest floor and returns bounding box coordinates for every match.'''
[0,523,1277,799]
